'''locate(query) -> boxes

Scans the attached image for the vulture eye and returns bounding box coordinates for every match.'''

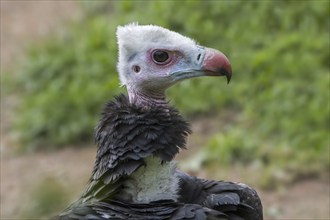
[152,50,171,64]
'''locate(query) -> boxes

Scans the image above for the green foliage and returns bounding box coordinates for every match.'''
[22,177,69,218]
[9,1,329,185]
[13,17,123,150]
[205,127,328,189]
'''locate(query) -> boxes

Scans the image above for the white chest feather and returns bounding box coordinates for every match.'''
[122,157,179,203]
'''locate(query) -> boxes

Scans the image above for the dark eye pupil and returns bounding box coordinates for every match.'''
[153,50,169,63]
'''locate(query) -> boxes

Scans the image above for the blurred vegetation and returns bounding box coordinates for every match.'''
[6,1,329,187]
[21,177,69,218]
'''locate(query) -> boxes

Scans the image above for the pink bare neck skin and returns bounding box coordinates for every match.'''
[127,87,169,109]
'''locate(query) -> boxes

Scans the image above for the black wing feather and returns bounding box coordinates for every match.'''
[177,171,263,220]
[55,200,228,220]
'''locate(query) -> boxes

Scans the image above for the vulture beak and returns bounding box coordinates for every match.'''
[201,47,232,84]
[170,47,232,84]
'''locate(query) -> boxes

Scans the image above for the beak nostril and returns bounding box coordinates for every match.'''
[133,65,141,73]
[197,54,201,61]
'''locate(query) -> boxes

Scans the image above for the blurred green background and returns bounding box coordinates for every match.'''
[1,0,329,219]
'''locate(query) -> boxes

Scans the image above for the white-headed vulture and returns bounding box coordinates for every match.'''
[55,24,263,220]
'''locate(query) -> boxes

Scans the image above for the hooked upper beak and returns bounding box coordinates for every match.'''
[201,47,232,83]
[170,47,232,84]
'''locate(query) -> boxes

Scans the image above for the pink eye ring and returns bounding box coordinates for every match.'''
[151,50,171,64]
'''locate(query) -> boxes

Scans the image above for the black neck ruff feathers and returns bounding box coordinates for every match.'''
[93,94,191,183]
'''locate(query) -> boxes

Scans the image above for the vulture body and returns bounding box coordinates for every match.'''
[55,24,263,220]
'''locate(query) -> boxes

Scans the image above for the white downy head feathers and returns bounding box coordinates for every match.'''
[116,23,197,86]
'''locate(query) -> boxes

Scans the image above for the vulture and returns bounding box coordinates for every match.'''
[54,24,263,220]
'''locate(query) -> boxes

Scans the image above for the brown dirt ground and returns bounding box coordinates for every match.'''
[1,1,329,220]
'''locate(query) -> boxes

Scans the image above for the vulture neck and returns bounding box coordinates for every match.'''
[127,87,168,109]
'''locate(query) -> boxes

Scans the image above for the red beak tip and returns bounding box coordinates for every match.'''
[203,47,232,83]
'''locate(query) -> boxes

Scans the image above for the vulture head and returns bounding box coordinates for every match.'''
[117,24,232,107]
